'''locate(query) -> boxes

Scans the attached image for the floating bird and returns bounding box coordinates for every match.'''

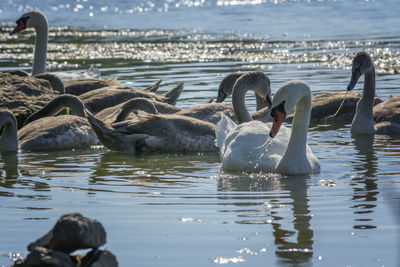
[216,79,320,175]
[347,51,400,134]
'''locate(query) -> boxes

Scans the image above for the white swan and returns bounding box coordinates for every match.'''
[10,10,100,81]
[216,80,320,175]
[347,51,400,135]
[0,95,98,152]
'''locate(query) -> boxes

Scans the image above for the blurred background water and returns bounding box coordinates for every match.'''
[0,0,399,266]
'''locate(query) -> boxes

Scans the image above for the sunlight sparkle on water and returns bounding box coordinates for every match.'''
[213,256,245,264]
[2,27,399,73]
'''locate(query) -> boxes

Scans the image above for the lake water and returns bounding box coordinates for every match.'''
[0,0,399,266]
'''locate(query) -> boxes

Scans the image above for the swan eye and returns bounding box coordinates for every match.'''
[270,100,286,119]
[13,16,29,32]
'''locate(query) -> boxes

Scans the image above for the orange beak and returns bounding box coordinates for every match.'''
[269,110,285,138]
[10,20,26,35]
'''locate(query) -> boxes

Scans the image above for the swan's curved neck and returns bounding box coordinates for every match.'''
[32,19,48,75]
[0,112,18,152]
[255,94,268,111]
[116,99,158,122]
[232,80,252,123]
[24,95,85,125]
[277,88,312,174]
[351,67,375,134]
[285,91,311,157]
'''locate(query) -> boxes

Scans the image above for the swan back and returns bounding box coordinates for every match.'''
[18,115,98,152]
[87,110,217,152]
[34,73,65,94]
[373,96,400,134]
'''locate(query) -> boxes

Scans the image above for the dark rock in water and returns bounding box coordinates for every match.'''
[0,72,60,128]
[16,247,76,267]
[49,213,106,254]
[81,249,119,267]
[27,229,53,252]
[14,213,116,267]
[28,213,106,254]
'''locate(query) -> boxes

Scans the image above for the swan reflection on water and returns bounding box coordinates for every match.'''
[350,134,378,230]
[218,173,313,266]
[0,152,18,179]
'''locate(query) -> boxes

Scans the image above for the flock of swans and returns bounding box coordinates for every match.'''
[1,10,399,176]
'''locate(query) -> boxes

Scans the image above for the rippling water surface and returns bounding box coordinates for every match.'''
[0,0,399,266]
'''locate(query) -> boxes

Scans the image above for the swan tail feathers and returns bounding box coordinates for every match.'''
[143,79,162,93]
[162,81,184,106]
[85,109,119,149]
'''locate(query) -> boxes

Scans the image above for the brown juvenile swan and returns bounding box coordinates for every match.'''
[0,95,98,152]
[216,71,382,123]
[216,72,269,111]
[90,72,271,126]
[86,98,217,152]
[177,71,272,125]
[347,51,400,134]
[79,81,184,114]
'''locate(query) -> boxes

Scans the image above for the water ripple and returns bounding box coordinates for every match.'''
[2,27,400,74]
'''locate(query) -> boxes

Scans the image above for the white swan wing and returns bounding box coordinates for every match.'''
[215,113,237,154]
[220,121,291,173]
[305,145,321,173]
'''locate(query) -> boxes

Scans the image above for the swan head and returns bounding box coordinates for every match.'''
[270,101,286,138]
[232,71,272,108]
[216,72,243,103]
[10,10,47,35]
[0,110,18,152]
[347,51,373,91]
[269,80,311,138]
